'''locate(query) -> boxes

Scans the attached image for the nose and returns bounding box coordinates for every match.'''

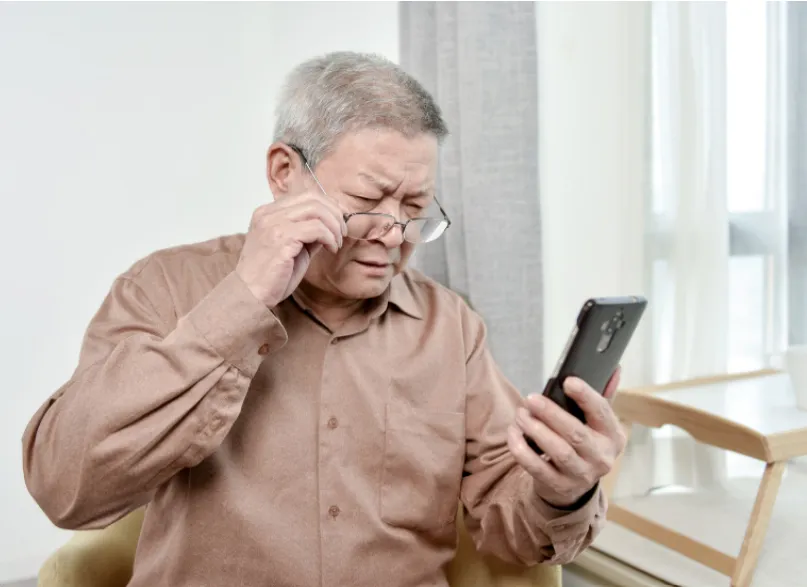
[376,222,405,248]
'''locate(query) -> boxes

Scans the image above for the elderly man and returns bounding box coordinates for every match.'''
[23,52,625,587]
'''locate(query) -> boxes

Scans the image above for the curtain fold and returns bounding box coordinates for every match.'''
[399,1,543,395]
[615,2,731,499]
[787,2,807,346]
[651,1,730,383]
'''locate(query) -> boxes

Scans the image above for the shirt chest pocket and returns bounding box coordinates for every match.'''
[379,404,465,533]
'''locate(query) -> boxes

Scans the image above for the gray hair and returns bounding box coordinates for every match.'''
[272,51,448,167]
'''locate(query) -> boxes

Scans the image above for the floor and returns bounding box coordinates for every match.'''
[594,441,807,586]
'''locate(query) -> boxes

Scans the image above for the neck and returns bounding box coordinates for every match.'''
[294,282,367,331]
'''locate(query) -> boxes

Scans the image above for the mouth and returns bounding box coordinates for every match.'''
[354,259,392,276]
[355,260,390,267]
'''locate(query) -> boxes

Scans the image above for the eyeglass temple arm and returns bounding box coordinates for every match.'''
[433,197,451,226]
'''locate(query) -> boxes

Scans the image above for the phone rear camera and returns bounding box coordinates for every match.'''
[597,331,615,353]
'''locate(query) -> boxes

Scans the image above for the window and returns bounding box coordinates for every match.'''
[787,4,807,346]
[648,2,795,383]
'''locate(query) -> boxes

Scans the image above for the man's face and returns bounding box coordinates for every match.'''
[273,129,439,302]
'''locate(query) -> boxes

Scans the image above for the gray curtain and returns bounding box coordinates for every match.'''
[399,1,543,395]
[788,2,807,346]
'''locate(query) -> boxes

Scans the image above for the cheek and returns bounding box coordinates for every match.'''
[337,238,361,259]
[313,240,359,274]
[396,243,416,269]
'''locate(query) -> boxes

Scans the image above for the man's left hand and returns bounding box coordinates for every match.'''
[507,368,627,508]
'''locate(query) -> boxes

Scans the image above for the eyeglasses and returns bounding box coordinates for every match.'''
[287,144,451,244]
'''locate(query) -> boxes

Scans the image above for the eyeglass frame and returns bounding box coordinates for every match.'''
[286,143,452,243]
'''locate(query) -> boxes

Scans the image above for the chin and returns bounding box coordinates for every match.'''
[341,278,392,301]
[330,259,396,299]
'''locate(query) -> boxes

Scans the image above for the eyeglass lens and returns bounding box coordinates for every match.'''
[345,214,447,244]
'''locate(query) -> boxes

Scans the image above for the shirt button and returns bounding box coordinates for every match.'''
[330,338,339,345]
[258,343,271,355]
[327,417,339,429]
[328,505,340,518]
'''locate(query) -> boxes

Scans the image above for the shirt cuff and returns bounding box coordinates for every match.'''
[526,474,607,561]
[186,271,288,377]
[543,482,600,512]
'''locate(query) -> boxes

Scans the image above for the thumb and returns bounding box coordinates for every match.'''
[304,243,322,258]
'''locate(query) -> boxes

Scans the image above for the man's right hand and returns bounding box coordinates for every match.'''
[235,192,348,308]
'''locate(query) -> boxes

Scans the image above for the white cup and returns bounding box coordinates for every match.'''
[785,345,807,410]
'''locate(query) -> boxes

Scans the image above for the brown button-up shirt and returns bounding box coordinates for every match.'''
[23,234,605,587]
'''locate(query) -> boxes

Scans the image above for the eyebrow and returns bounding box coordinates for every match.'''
[357,171,395,192]
[356,172,433,199]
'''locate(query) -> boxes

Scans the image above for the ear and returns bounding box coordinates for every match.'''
[266,142,304,199]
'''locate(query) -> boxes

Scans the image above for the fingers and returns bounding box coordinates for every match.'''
[514,407,589,478]
[524,395,600,461]
[563,377,621,439]
[282,203,344,249]
[278,192,347,237]
[507,424,568,488]
[252,192,347,254]
[603,366,622,401]
[294,220,340,255]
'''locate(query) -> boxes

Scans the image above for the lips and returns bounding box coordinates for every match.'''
[355,260,390,267]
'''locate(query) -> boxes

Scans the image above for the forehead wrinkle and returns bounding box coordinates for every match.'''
[357,171,395,192]
[358,159,434,199]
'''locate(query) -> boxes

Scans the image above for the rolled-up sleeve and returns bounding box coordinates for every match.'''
[459,308,607,566]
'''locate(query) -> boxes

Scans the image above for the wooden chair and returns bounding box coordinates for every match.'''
[603,369,807,587]
[37,504,561,587]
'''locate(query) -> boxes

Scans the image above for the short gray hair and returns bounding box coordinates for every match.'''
[272,51,448,167]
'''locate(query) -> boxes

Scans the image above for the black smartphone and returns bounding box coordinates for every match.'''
[525,296,647,452]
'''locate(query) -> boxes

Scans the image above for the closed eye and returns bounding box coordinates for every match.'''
[349,194,376,202]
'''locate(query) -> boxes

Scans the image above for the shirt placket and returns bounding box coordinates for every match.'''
[317,309,382,587]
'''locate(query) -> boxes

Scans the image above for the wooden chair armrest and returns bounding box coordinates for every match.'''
[613,391,768,460]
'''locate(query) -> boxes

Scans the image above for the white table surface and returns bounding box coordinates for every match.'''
[649,372,807,436]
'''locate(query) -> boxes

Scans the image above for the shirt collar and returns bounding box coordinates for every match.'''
[387,272,424,320]
[287,272,424,322]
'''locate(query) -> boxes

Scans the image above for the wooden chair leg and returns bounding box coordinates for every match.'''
[731,461,786,587]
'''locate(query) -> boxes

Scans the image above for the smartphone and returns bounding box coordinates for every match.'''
[525,296,647,453]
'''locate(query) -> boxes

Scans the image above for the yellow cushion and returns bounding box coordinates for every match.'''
[39,506,560,587]
[448,505,561,587]
[38,509,143,587]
